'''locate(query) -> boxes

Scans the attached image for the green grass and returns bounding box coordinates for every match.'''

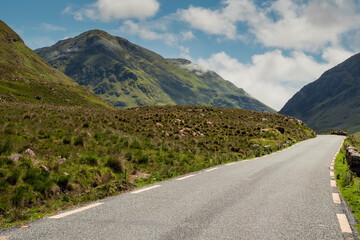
[0,103,314,228]
[335,136,360,233]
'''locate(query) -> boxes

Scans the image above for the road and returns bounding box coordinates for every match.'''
[1,135,358,239]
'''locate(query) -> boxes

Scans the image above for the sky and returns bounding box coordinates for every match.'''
[1,0,360,110]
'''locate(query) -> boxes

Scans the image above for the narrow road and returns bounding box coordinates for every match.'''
[1,135,357,239]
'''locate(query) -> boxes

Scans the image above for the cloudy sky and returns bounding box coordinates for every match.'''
[1,0,360,110]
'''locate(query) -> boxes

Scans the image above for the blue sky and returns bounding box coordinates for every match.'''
[1,0,360,110]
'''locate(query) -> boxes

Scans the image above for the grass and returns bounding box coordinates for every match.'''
[335,136,360,233]
[0,103,314,228]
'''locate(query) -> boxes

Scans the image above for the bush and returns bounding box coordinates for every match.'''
[11,184,33,207]
[0,139,12,156]
[106,156,126,173]
[80,154,99,166]
[74,136,84,146]
[62,136,71,145]
[56,175,70,191]
[6,170,21,186]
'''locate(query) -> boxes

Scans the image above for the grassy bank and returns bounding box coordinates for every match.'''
[0,103,314,228]
[335,136,360,232]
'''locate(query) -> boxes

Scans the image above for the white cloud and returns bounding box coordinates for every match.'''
[180,31,195,41]
[120,20,177,46]
[197,48,354,110]
[67,0,160,22]
[253,0,360,51]
[38,23,66,32]
[178,0,360,51]
[178,6,238,40]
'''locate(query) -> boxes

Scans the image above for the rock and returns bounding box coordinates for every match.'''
[253,144,260,148]
[9,154,22,163]
[40,165,50,172]
[34,95,42,101]
[263,145,271,151]
[24,148,36,158]
[276,127,285,134]
[260,128,269,133]
[58,157,67,165]
[346,145,360,175]
[156,122,163,127]
[49,185,61,195]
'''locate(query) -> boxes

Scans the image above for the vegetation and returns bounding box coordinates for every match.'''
[335,136,360,232]
[35,30,274,112]
[0,20,111,109]
[0,103,314,228]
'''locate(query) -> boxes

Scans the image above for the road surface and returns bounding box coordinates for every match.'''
[1,135,358,239]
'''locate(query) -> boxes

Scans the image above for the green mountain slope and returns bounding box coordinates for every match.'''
[0,20,110,108]
[35,30,274,112]
[279,53,360,134]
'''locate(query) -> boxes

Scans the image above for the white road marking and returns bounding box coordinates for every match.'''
[331,180,337,187]
[332,193,341,204]
[330,166,334,170]
[205,167,219,172]
[175,174,196,181]
[49,203,103,219]
[131,185,161,194]
[226,162,237,166]
[336,214,352,233]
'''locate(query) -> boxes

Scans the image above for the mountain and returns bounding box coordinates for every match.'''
[279,53,360,134]
[0,20,110,108]
[35,30,274,112]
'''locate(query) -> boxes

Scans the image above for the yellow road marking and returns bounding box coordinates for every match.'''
[332,193,341,204]
[336,214,352,233]
[331,180,337,187]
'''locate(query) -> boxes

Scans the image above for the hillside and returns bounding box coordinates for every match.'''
[35,30,274,112]
[0,20,110,108]
[280,53,360,134]
[0,103,313,228]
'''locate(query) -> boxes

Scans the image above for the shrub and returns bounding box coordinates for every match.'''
[56,175,70,191]
[107,156,126,173]
[0,139,12,156]
[11,184,33,207]
[6,170,21,186]
[62,136,71,145]
[74,136,84,146]
[80,153,99,166]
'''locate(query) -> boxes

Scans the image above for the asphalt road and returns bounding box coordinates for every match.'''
[1,135,358,240]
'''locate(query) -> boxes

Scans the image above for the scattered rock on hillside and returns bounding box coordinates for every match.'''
[9,153,22,163]
[58,157,67,165]
[40,165,50,172]
[263,145,271,151]
[24,148,36,158]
